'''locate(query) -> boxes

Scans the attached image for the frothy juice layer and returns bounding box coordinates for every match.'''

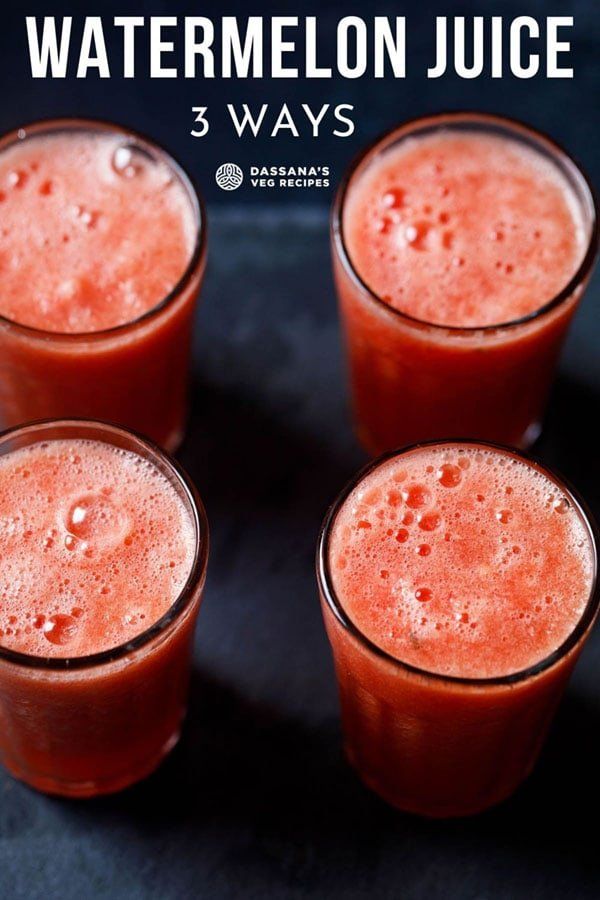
[0,439,196,657]
[0,130,196,332]
[343,131,585,328]
[330,445,594,678]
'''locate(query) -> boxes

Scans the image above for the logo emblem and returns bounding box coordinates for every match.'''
[215,163,244,191]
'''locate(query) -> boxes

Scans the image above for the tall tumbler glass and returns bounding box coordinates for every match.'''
[0,119,207,452]
[332,113,598,455]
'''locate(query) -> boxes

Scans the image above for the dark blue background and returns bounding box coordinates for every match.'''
[1,3,600,899]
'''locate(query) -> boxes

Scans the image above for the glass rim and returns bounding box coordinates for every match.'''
[332,111,600,335]
[317,438,600,688]
[0,116,207,341]
[0,418,209,672]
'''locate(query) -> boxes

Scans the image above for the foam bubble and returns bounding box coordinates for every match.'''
[0,439,196,658]
[63,492,131,551]
[330,444,593,679]
[0,131,196,333]
[43,614,78,646]
[343,130,587,328]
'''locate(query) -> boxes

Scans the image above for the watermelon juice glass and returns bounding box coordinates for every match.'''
[0,119,206,452]
[332,113,598,455]
[0,419,208,797]
[317,441,599,817]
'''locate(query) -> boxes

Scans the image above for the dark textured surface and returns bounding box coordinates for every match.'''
[1,1,599,891]
[1,207,600,899]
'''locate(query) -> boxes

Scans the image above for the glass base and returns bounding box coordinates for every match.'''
[3,729,181,799]
[349,753,531,819]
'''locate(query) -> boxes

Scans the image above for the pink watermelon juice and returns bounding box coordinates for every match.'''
[0,119,206,450]
[318,441,598,817]
[0,419,208,797]
[333,113,598,454]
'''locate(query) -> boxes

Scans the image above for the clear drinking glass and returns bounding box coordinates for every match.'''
[317,440,599,817]
[0,419,209,797]
[0,119,207,452]
[332,113,598,455]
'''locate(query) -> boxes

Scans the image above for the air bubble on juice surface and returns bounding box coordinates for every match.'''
[111,145,143,179]
[496,509,513,525]
[415,587,432,603]
[64,533,85,552]
[417,543,431,557]
[404,484,430,508]
[382,188,404,209]
[452,256,465,268]
[553,496,570,514]
[403,221,430,251]
[63,493,132,550]
[437,463,462,488]
[490,229,504,241]
[38,179,53,196]
[396,528,409,543]
[72,204,98,229]
[364,486,381,506]
[7,169,27,189]
[376,216,395,235]
[42,614,78,646]
[418,512,440,532]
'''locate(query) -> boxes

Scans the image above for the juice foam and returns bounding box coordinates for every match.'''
[0,439,196,657]
[343,131,585,328]
[0,130,196,332]
[329,445,594,678]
